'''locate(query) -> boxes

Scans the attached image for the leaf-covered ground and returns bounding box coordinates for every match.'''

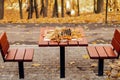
[1,0,120,23]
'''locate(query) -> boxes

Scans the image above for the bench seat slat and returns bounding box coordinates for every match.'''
[15,48,25,61]
[103,46,117,58]
[5,48,17,61]
[24,48,34,61]
[95,46,108,58]
[87,46,99,59]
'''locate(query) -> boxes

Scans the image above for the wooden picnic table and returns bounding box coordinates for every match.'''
[38,27,88,78]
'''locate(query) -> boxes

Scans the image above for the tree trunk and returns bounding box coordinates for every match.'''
[0,0,4,19]
[18,0,23,19]
[77,0,80,16]
[28,0,34,19]
[61,0,64,17]
[105,0,108,23]
[94,0,104,13]
[52,0,58,17]
[34,0,39,18]
[44,0,48,17]
[40,0,44,15]
[40,0,48,17]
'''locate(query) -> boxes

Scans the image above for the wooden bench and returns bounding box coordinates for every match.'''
[0,32,34,79]
[86,29,120,76]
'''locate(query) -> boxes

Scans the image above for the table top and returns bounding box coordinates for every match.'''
[38,27,88,47]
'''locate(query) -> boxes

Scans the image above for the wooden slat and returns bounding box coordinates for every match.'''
[44,27,59,46]
[0,32,9,57]
[87,46,99,59]
[39,28,49,46]
[103,46,117,58]
[49,41,59,46]
[39,34,49,46]
[111,38,120,53]
[95,46,108,58]
[2,42,9,56]
[78,38,88,46]
[59,42,68,46]
[15,48,25,61]
[24,48,34,61]
[5,48,17,61]
[114,29,120,44]
[68,41,78,46]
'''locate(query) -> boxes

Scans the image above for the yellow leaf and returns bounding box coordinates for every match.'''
[32,63,40,67]
[69,61,75,65]
[117,73,120,77]
[105,78,110,80]
[1,66,4,68]
[16,43,20,45]
[105,71,111,76]
[82,54,90,59]
[91,42,97,44]
[91,63,97,67]
[109,64,116,68]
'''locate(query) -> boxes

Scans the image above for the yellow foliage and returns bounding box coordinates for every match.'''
[32,63,41,67]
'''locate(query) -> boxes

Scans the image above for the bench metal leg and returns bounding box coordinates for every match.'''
[18,62,24,79]
[60,46,65,78]
[98,59,104,76]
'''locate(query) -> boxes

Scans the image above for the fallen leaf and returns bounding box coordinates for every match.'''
[69,61,75,65]
[105,71,111,76]
[82,54,90,59]
[117,73,120,77]
[105,78,110,80]
[1,66,4,68]
[32,63,40,67]
[91,41,97,44]
[16,43,20,45]
[91,63,97,67]
[109,64,116,69]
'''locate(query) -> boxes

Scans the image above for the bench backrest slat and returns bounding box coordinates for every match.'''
[0,32,9,60]
[111,29,120,54]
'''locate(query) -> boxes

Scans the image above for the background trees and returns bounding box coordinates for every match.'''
[1,0,120,23]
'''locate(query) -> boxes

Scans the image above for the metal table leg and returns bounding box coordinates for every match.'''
[60,46,65,78]
[98,59,104,76]
[18,62,24,79]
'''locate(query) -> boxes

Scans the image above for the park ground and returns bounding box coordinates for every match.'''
[0,23,120,80]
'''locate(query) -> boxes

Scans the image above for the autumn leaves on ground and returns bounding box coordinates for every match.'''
[1,0,120,23]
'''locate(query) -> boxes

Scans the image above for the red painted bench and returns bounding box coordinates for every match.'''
[0,32,34,79]
[86,29,120,76]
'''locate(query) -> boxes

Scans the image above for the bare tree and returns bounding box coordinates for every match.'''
[40,0,48,17]
[77,0,80,16]
[28,0,39,19]
[61,0,64,17]
[18,0,23,19]
[34,0,39,18]
[52,0,58,17]
[94,0,104,13]
[28,0,34,19]
[0,0,4,19]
